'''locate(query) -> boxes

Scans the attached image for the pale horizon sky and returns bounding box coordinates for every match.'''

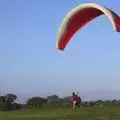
[0,0,120,101]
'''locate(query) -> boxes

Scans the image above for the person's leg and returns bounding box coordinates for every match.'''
[73,101,76,111]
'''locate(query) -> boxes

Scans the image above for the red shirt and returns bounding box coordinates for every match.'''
[71,95,78,102]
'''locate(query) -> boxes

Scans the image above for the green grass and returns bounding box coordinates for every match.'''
[0,104,120,120]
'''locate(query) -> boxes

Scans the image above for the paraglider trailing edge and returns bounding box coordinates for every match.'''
[56,3,120,51]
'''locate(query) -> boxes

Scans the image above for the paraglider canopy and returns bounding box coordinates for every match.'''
[56,3,120,51]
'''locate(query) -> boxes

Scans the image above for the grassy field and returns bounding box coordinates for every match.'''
[0,104,120,120]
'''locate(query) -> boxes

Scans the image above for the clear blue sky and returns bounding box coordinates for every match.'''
[0,0,120,100]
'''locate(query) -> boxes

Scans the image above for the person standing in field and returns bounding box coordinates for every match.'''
[71,92,82,111]
[71,92,78,111]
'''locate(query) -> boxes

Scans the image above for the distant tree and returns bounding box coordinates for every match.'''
[5,94,17,103]
[104,100,111,104]
[12,103,22,110]
[96,100,103,104]
[1,93,17,111]
[27,97,46,108]
[47,95,59,103]
[0,96,5,109]
[112,99,117,104]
